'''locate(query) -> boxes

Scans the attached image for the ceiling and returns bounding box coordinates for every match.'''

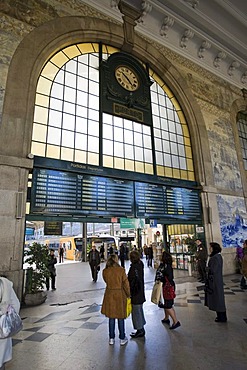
[81,0,247,89]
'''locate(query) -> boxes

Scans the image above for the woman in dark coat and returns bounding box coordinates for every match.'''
[205,242,227,322]
[160,251,181,330]
[128,250,146,338]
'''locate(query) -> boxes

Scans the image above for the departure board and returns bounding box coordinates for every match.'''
[31,168,134,217]
[135,182,201,221]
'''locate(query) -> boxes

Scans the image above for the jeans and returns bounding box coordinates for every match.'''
[131,304,146,330]
[109,318,125,340]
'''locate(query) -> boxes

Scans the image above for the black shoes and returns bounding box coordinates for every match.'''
[215,317,227,323]
[130,329,145,338]
[161,318,170,325]
[169,321,181,330]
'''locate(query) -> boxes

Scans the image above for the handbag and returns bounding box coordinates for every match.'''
[126,297,132,317]
[163,277,176,300]
[151,280,162,304]
[0,304,23,339]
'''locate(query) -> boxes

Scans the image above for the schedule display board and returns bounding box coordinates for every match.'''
[135,182,201,222]
[31,168,134,217]
[30,168,202,223]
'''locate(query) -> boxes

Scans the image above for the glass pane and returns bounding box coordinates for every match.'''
[31,142,45,156]
[114,142,123,157]
[77,76,88,92]
[124,130,133,145]
[103,113,112,124]
[88,109,99,121]
[46,145,60,159]
[50,82,64,99]
[172,155,179,168]
[144,149,153,163]
[88,136,99,152]
[77,90,88,106]
[114,116,123,128]
[124,144,134,159]
[63,113,75,130]
[103,124,113,140]
[47,127,61,145]
[75,133,87,150]
[164,154,171,167]
[88,121,99,136]
[156,152,163,165]
[32,123,47,142]
[143,135,152,149]
[34,106,48,124]
[64,86,76,102]
[61,147,74,161]
[37,76,52,95]
[75,150,87,163]
[88,94,99,110]
[65,73,77,88]
[88,152,99,165]
[124,119,132,130]
[61,130,74,147]
[134,132,142,146]
[63,101,75,114]
[135,147,143,161]
[155,138,162,151]
[170,142,178,155]
[88,80,99,95]
[76,117,87,134]
[50,52,69,68]
[103,139,113,155]
[49,98,63,111]
[65,59,77,74]
[78,62,88,77]
[114,127,123,142]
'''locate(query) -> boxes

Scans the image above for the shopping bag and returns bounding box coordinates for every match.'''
[0,304,23,339]
[126,297,132,317]
[151,280,162,304]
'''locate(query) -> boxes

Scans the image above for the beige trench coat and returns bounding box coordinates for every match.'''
[101,266,130,319]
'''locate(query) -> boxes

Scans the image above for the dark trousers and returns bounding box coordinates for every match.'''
[197,259,206,280]
[46,273,56,290]
[59,253,64,263]
[120,256,125,268]
[216,311,227,321]
[147,257,153,267]
[89,261,98,281]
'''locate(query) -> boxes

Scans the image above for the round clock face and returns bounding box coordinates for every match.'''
[115,66,139,91]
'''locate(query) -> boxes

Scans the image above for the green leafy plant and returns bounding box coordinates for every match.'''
[24,242,50,293]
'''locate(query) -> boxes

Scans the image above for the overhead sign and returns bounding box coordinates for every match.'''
[120,218,145,229]
[44,221,62,235]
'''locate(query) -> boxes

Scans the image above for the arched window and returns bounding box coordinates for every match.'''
[31,43,194,181]
[237,112,247,170]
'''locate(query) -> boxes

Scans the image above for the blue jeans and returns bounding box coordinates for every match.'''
[131,304,146,330]
[109,318,125,340]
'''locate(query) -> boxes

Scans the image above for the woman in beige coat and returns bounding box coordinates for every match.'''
[101,255,130,346]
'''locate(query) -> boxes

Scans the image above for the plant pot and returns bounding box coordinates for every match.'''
[24,291,47,306]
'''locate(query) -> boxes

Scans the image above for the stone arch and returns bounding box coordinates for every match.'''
[0,16,213,293]
[1,15,211,185]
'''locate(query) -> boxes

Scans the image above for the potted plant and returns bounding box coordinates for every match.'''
[24,242,50,306]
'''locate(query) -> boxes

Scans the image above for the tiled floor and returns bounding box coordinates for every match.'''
[6,260,247,370]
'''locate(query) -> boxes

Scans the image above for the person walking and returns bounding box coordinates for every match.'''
[160,251,181,330]
[58,244,64,263]
[119,243,126,268]
[88,244,101,282]
[101,254,130,346]
[0,276,21,370]
[128,250,146,338]
[46,249,57,291]
[205,242,227,322]
[147,244,153,267]
[195,239,208,283]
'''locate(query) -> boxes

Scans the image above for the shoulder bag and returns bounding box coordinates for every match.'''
[163,276,176,300]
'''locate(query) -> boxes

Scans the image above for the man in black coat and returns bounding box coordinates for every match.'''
[195,239,208,283]
[88,244,101,282]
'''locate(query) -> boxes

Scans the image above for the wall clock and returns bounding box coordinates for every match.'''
[115,65,139,91]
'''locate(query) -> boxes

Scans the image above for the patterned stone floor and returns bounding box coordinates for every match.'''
[6,261,247,370]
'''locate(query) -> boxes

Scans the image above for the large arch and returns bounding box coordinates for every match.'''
[0,16,213,295]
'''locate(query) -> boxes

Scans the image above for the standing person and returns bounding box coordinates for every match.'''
[128,250,146,338]
[0,276,21,370]
[205,242,227,322]
[58,244,64,263]
[195,239,208,283]
[119,243,126,268]
[147,244,153,267]
[46,249,57,291]
[100,244,105,261]
[101,254,130,346]
[240,240,247,289]
[88,244,101,282]
[160,251,181,330]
